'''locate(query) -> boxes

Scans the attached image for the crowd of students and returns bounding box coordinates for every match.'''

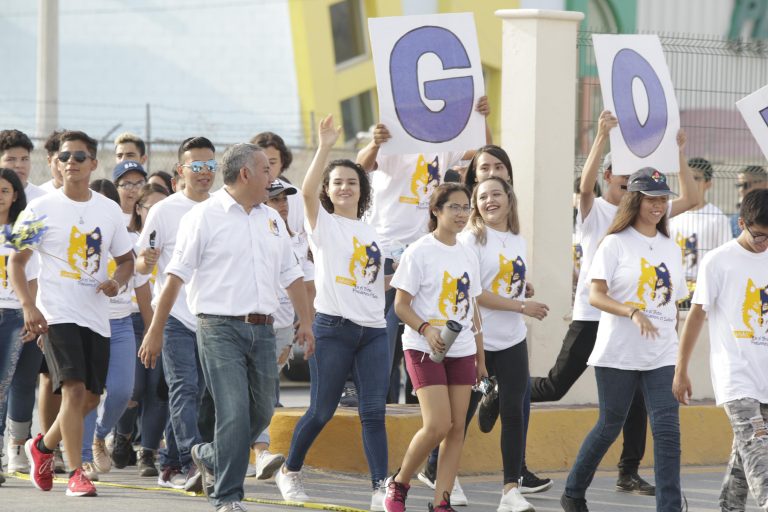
[0,101,766,512]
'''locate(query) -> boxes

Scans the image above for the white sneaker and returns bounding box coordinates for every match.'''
[452,477,468,506]
[370,480,386,511]
[275,465,309,502]
[7,442,30,473]
[81,462,100,482]
[498,487,535,512]
[254,450,285,480]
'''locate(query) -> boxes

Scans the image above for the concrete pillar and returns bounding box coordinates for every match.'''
[35,0,58,138]
[495,9,588,403]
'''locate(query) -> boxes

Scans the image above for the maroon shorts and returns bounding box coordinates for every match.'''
[404,349,476,391]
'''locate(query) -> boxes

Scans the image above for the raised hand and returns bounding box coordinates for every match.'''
[318,114,342,149]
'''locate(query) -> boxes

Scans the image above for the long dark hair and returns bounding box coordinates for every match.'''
[463,145,514,192]
[319,159,372,219]
[129,183,169,233]
[428,183,470,232]
[606,191,669,238]
[90,179,120,205]
[0,168,27,225]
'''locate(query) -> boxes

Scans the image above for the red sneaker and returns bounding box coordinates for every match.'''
[24,434,54,491]
[66,467,97,497]
[383,475,410,512]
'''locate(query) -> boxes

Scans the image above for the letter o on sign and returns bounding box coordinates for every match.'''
[389,26,474,143]
[612,48,668,158]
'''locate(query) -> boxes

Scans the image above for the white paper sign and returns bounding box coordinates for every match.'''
[368,13,486,155]
[736,84,768,161]
[593,35,680,174]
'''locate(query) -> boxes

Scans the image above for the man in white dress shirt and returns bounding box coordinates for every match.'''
[139,143,313,512]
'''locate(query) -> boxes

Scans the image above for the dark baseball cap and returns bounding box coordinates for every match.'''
[626,167,678,197]
[113,160,147,182]
[267,179,297,198]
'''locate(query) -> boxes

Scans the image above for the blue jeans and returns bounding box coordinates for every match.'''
[115,313,169,451]
[7,333,43,428]
[566,365,681,511]
[194,314,277,508]
[82,316,136,461]
[0,309,25,433]
[163,315,203,469]
[286,313,389,486]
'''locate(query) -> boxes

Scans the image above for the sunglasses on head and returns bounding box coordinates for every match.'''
[182,160,217,173]
[57,151,93,163]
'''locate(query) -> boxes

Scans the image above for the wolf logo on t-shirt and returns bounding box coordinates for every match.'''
[0,255,8,289]
[637,258,672,308]
[675,232,697,269]
[399,155,440,207]
[491,254,526,298]
[61,226,102,280]
[739,279,768,339]
[438,271,471,321]
[348,237,381,286]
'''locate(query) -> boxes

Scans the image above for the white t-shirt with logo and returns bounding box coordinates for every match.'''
[109,231,151,320]
[573,197,619,321]
[274,232,314,329]
[391,234,481,357]
[0,242,39,309]
[366,152,464,257]
[587,228,687,370]
[669,202,731,282]
[307,207,385,328]
[18,189,134,337]
[692,240,768,405]
[459,228,527,352]
[136,192,202,331]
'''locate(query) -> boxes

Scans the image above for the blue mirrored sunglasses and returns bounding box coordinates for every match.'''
[182,160,217,173]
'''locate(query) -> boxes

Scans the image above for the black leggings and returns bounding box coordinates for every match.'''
[426,341,530,484]
[486,341,530,484]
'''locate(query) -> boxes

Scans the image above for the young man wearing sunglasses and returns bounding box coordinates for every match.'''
[133,136,216,492]
[9,130,135,497]
[731,166,767,238]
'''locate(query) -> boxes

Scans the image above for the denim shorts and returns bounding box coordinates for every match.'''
[404,349,476,390]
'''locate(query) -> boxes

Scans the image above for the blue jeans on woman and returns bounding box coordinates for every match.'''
[193,314,278,508]
[565,365,680,511]
[0,309,25,433]
[82,315,136,461]
[285,313,389,486]
[114,313,169,452]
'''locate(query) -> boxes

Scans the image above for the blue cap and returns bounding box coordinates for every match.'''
[113,160,147,182]
[627,168,678,197]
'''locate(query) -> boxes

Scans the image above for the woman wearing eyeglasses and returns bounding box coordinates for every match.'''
[113,160,148,225]
[561,168,688,512]
[383,182,485,512]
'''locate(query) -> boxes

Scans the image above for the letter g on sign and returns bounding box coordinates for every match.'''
[389,26,474,143]
[611,48,669,158]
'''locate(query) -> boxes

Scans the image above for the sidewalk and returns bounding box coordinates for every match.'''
[1,465,760,511]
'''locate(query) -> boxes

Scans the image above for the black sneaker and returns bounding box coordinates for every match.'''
[137,449,158,477]
[560,493,589,511]
[615,473,655,496]
[111,433,133,469]
[416,461,436,489]
[477,378,499,433]
[520,467,553,494]
[339,383,359,407]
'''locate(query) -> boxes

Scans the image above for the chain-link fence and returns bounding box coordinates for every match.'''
[574,30,768,307]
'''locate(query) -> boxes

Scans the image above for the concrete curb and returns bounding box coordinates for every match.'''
[269,404,731,474]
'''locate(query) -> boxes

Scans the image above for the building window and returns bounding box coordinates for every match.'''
[340,90,374,141]
[330,0,367,65]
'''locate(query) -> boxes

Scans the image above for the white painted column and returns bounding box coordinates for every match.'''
[36,0,58,138]
[495,9,589,403]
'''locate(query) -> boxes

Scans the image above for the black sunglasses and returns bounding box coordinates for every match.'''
[57,151,93,163]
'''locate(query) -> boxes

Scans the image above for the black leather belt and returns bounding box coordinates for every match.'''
[199,313,274,325]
